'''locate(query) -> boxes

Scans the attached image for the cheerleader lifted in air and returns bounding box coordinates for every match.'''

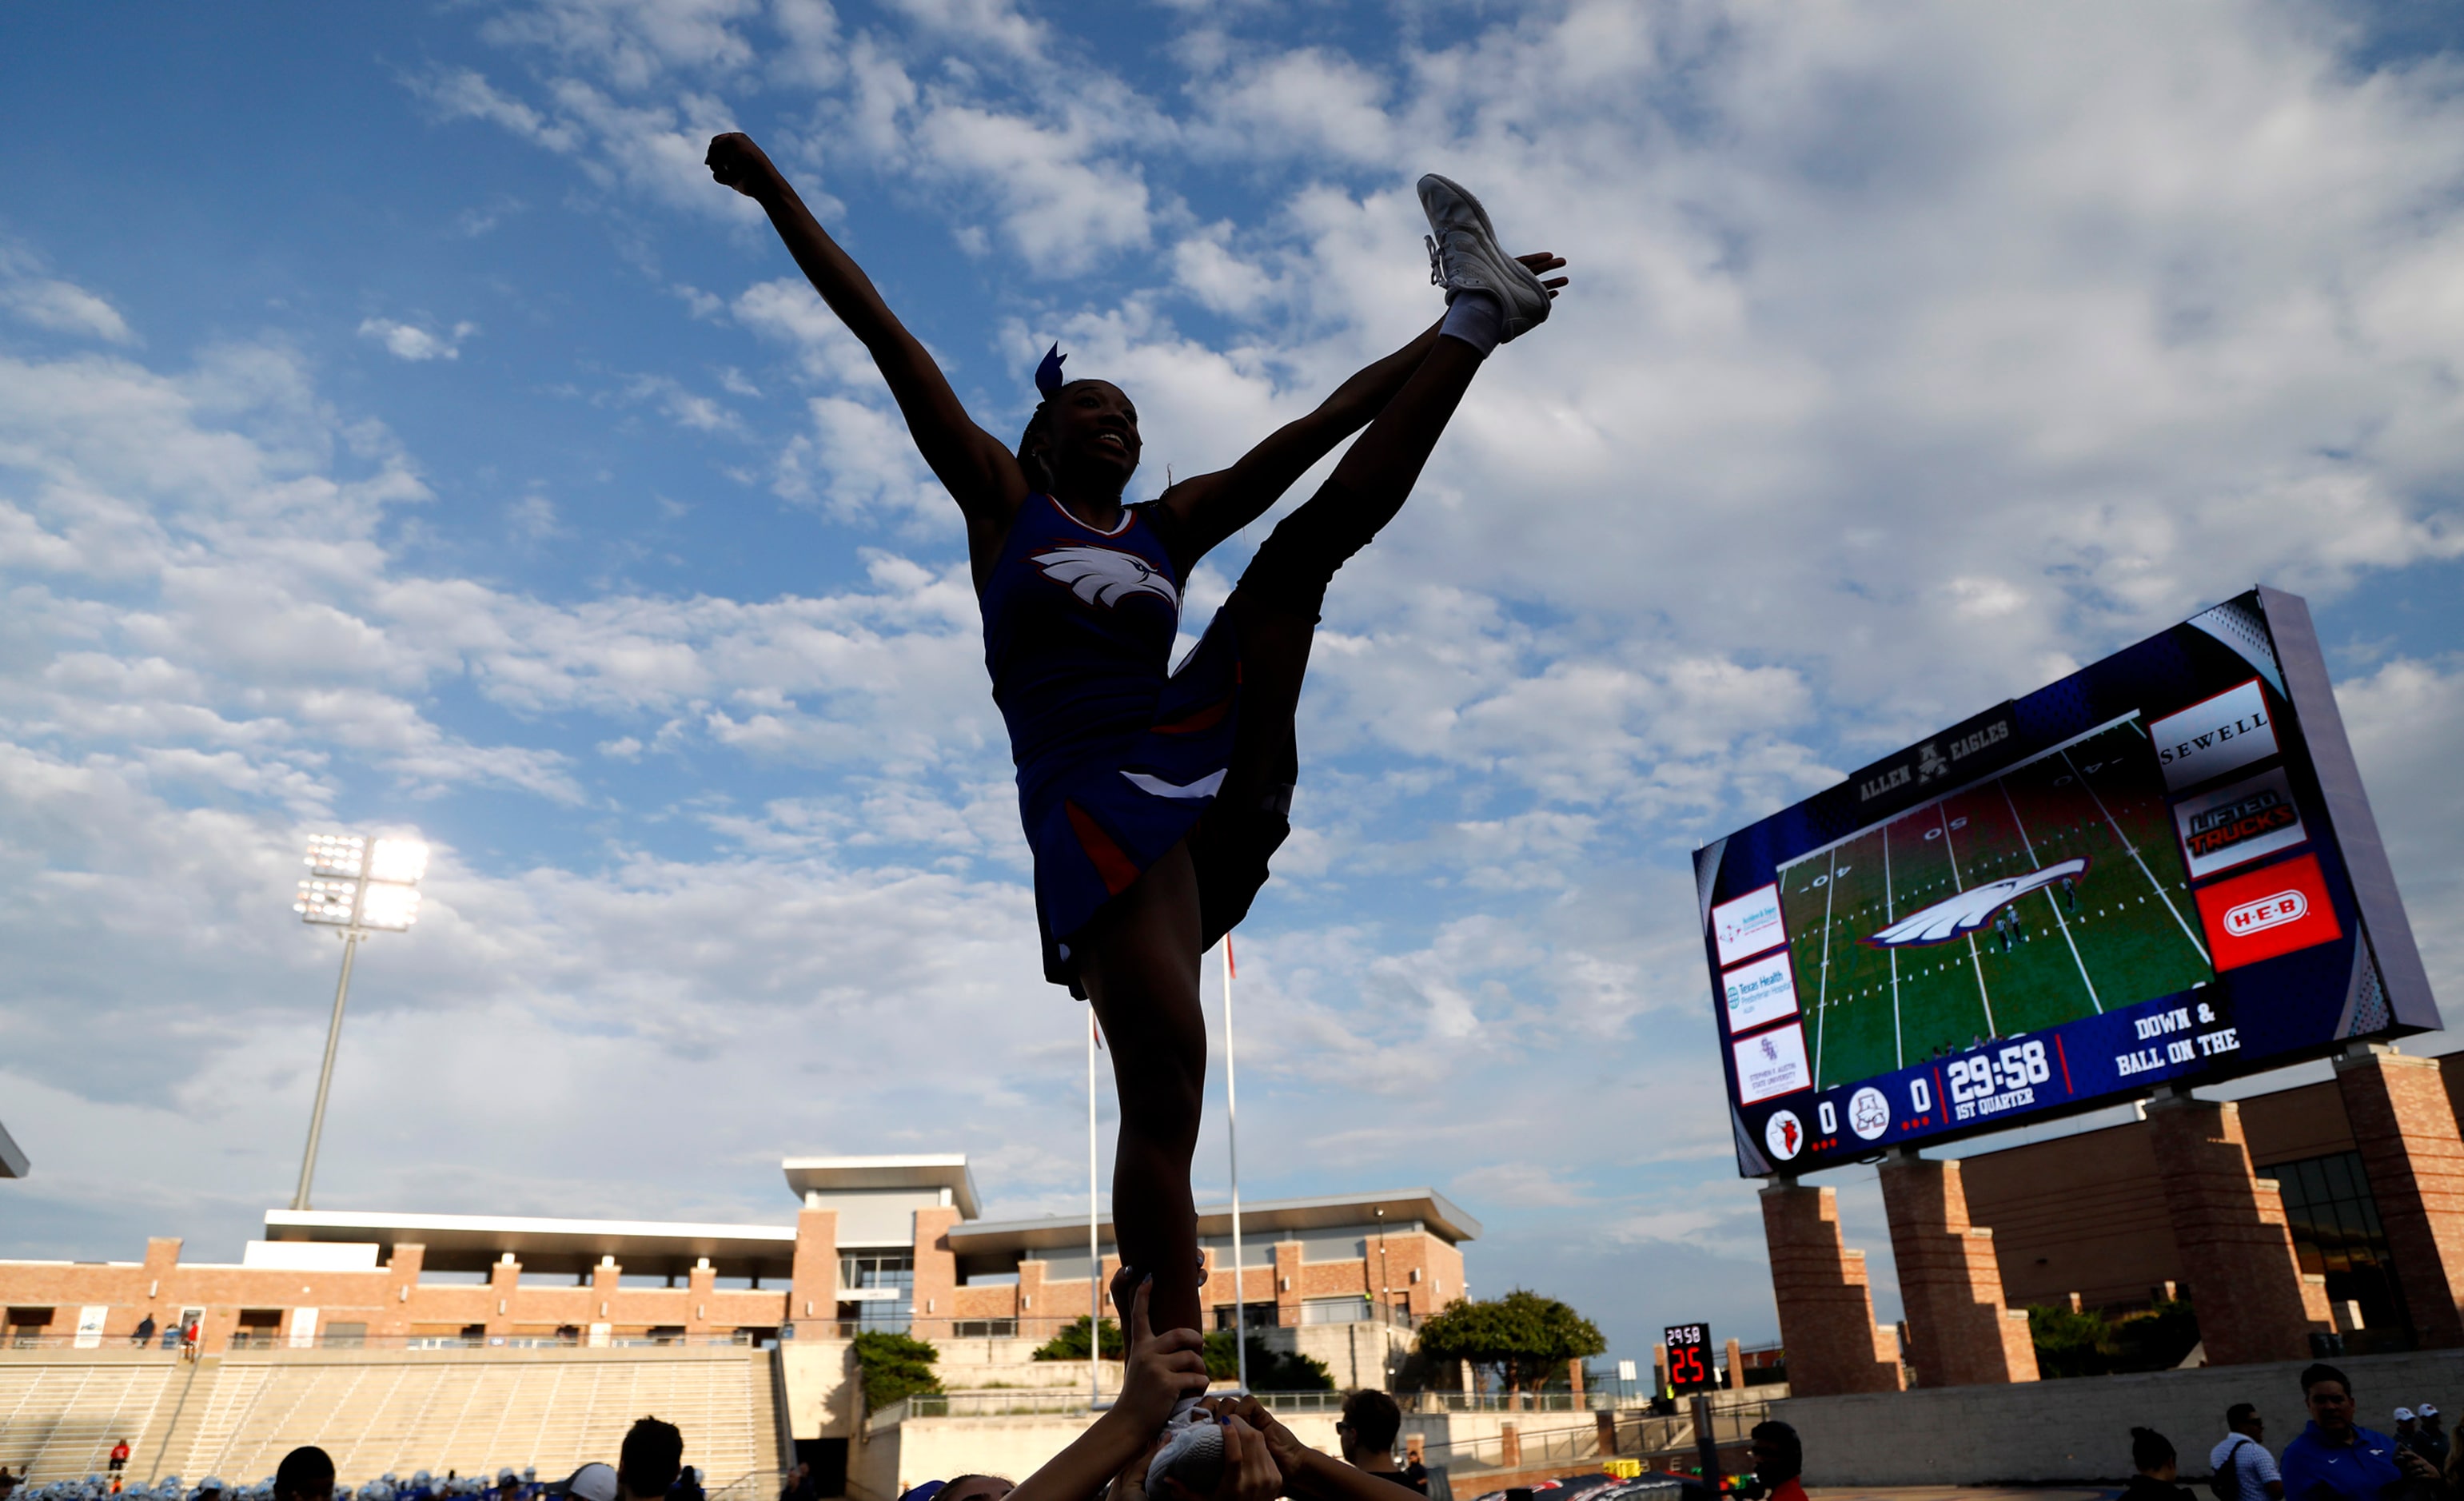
[705,132,1565,1382]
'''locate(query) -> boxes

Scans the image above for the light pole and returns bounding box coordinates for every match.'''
[1088,1009,1102,1411]
[1221,938,1247,1393]
[290,833,427,1211]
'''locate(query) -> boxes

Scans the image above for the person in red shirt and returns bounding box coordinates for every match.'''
[1751,1421,1806,1501]
[110,1440,131,1474]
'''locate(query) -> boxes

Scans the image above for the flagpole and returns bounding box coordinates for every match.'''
[1223,937,1248,1393]
[1089,1009,1102,1410]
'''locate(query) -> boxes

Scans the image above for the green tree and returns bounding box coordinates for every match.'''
[851,1330,943,1412]
[1201,1331,1334,1392]
[1031,1316,1125,1360]
[2027,1297,2200,1379]
[1413,1290,1607,1400]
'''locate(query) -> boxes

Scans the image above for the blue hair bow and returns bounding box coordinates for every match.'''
[1035,343,1067,398]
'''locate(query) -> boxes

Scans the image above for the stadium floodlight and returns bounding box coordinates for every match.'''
[289,832,429,1211]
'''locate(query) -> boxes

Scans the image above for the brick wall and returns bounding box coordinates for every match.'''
[1777,1345,2464,1486]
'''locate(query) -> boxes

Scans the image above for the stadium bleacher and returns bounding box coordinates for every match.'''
[0,1347,783,1491]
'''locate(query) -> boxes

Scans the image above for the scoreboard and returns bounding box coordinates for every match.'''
[1664,1322,1715,1395]
[1696,588,2438,1177]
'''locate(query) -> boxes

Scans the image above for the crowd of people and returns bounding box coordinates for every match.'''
[0,1420,707,1501]
[2115,1363,2457,1501]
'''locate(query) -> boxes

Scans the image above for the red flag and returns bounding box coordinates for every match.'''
[1091,1013,1104,1050]
[1226,935,1236,979]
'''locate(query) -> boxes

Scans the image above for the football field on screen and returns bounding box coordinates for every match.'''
[1777,720,2217,1091]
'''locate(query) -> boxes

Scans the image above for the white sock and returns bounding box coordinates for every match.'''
[1438,289,1504,355]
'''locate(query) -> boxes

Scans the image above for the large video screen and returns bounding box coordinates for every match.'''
[1696,589,2439,1177]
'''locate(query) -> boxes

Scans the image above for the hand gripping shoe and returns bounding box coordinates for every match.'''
[1146,1413,1226,1499]
[1417,173,1551,341]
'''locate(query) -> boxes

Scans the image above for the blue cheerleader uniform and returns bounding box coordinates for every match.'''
[979,493,1289,991]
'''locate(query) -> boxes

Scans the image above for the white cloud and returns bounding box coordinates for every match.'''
[12,0,2464,1362]
[358,318,478,361]
[3,278,138,344]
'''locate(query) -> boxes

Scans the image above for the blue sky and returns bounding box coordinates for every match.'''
[2,0,2462,1371]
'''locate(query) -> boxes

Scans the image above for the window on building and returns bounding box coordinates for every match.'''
[1213,1302,1278,1333]
[325,1322,369,1348]
[5,1308,54,1348]
[234,1309,283,1350]
[2259,1150,2413,1352]
[839,1252,915,1332]
[1301,1296,1374,1324]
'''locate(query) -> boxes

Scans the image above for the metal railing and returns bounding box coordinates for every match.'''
[875,1386,1353,1427]
[1409,1392,1655,1413]
[798,1310,1422,1343]
[704,1469,784,1501]
[1417,1400,1775,1476]
[0,1332,773,1354]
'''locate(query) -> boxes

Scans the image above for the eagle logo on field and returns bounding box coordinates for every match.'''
[1863,857,2090,947]
[1033,545,1180,611]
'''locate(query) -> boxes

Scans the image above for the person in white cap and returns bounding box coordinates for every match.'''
[2413,1403,2449,1470]
[560,1467,616,1501]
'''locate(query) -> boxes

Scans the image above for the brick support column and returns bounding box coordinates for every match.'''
[592,1256,620,1326]
[1724,1338,1743,1390]
[911,1206,960,1340]
[2144,1092,2331,1364]
[1876,1155,2039,1387]
[486,1256,520,1338]
[2334,1046,2464,1348]
[788,1208,839,1331]
[1273,1240,1304,1328]
[380,1243,423,1338]
[1759,1180,1904,1395]
[688,1260,716,1335]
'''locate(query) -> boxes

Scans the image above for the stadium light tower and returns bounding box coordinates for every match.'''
[289,833,427,1211]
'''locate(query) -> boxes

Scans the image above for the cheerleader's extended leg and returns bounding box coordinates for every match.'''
[1076,324,1498,1348]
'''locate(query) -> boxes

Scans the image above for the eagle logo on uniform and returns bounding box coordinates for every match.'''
[1032,545,1180,611]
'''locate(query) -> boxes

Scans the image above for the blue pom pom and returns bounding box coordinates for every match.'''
[1035,343,1067,398]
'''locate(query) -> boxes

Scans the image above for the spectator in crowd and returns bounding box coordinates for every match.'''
[2394,1409,2418,1453]
[111,1440,132,1475]
[1400,1437,1429,1497]
[2121,1428,2191,1501]
[668,1469,704,1501]
[2407,1404,2447,1470]
[2211,1403,2282,1501]
[2281,1363,2438,1501]
[1748,1421,1804,1501]
[1336,1392,1409,1486]
[935,1477,1012,1501]
[1,1464,18,1501]
[275,1450,335,1501]
[131,1316,156,1348]
[566,1466,620,1501]
[497,1471,521,1501]
[181,1318,201,1361]
[776,1466,811,1501]
[618,1419,684,1501]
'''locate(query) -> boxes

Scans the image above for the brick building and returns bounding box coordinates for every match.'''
[1766,1047,2464,1393]
[0,1155,1470,1361]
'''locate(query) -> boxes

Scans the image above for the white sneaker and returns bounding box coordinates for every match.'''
[1417,173,1551,340]
[1146,1414,1225,1497]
